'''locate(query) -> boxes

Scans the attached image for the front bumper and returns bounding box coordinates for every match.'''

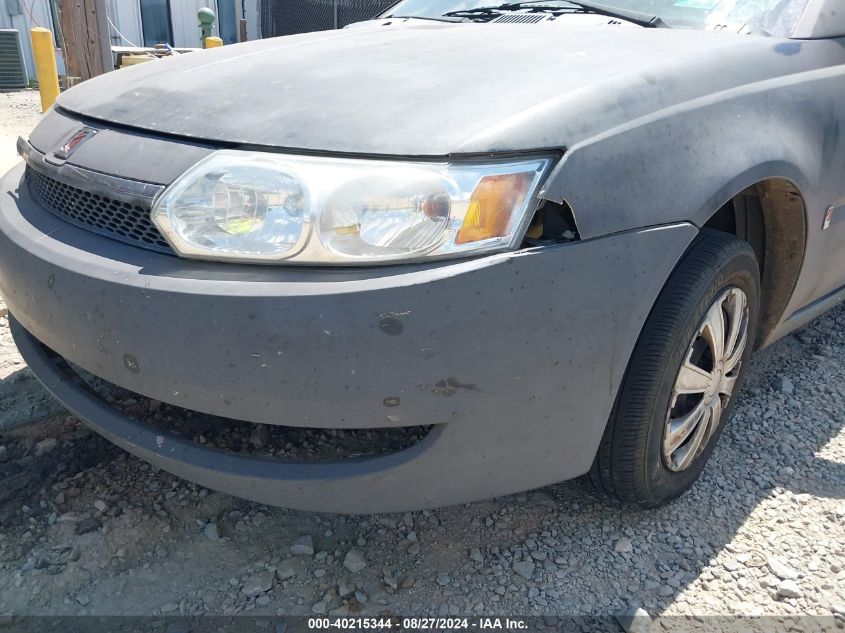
[0,162,697,511]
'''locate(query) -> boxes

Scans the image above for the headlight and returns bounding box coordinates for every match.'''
[152,150,552,265]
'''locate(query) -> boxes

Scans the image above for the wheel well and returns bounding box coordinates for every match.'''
[703,178,806,347]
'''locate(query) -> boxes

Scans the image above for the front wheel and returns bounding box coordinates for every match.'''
[590,229,761,507]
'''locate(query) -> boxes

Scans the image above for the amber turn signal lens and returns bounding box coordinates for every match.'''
[455,172,534,245]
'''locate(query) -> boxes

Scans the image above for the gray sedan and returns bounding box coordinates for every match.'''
[0,0,842,512]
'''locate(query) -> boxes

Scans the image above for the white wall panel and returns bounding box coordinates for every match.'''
[107,0,143,47]
[170,0,218,48]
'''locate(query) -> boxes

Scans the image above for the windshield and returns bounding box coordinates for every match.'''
[383,0,811,35]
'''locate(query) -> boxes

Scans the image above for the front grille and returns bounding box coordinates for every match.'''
[25,166,172,254]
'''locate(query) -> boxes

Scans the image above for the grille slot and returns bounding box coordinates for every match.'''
[25,166,173,254]
[490,13,549,23]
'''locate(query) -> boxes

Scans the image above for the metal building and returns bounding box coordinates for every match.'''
[0,0,261,83]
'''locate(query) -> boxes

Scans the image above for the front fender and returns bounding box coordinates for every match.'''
[541,63,843,240]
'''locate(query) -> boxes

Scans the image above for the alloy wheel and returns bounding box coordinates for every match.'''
[662,287,749,472]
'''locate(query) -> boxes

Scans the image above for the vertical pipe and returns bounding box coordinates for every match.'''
[29,28,59,112]
[333,0,338,29]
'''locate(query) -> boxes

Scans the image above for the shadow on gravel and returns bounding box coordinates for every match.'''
[0,308,842,618]
[0,366,64,432]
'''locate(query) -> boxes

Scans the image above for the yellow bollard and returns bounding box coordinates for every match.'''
[30,27,60,112]
[204,36,223,49]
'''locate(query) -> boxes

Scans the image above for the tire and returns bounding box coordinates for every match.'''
[589,229,761,507]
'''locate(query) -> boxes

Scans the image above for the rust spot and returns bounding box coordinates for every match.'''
[383,397,401,407]
[123,353,140,374]
[431,377,480,397]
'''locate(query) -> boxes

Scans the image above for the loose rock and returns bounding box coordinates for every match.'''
[291,535,314,556]
[616,608,652,633]
[776,579,803,599]
[75,516,101,535]
[400,576,415,589]
[512,561,535,580]
[276,558,302,580]
[203,523,220,541]
[337,578,354,597]
[242,571,274,598]
[343,550,366,573]
[768,557,798,580]
[34,438,56,457]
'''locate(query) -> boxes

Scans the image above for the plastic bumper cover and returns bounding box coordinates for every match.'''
[1,162,697,511]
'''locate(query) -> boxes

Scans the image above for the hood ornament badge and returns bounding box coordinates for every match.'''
[54,127,98,160]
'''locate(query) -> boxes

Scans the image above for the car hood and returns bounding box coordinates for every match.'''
[57,23,802,156]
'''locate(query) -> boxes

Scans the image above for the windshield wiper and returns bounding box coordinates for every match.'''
[563,0,668,27]
[442,6,506,18]
[444,0,669,28]
[388,14,466,22]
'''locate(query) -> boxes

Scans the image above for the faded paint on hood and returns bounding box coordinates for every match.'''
[57,23,828,156]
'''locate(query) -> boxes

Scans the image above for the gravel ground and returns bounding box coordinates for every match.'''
[0,90,64,431]
[0,90,42,174]
[0,90,843,628]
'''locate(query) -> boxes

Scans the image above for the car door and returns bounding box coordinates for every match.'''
[808,34,845,301]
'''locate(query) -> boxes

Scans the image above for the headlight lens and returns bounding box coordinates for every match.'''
[320,170,451,258]
[152,150,551,265]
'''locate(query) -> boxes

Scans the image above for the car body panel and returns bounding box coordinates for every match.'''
[53,25,839,157]
[3,0,845,509]
[794,0,845,38]
[0,162,695,430]
[46,24,845,344]
[29,109,215,186]
[0,162,699,511]
[542,45,845,336]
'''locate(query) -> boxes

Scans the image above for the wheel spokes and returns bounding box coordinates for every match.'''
[675,360,713,394]
[708,394,723,436]
[723,289,746,363]
[671,403,712,470]
[664,398,707,456]
[701,301,726,362]
[724,326,748,374]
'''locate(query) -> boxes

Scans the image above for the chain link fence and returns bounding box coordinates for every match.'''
[260,0,398,37]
